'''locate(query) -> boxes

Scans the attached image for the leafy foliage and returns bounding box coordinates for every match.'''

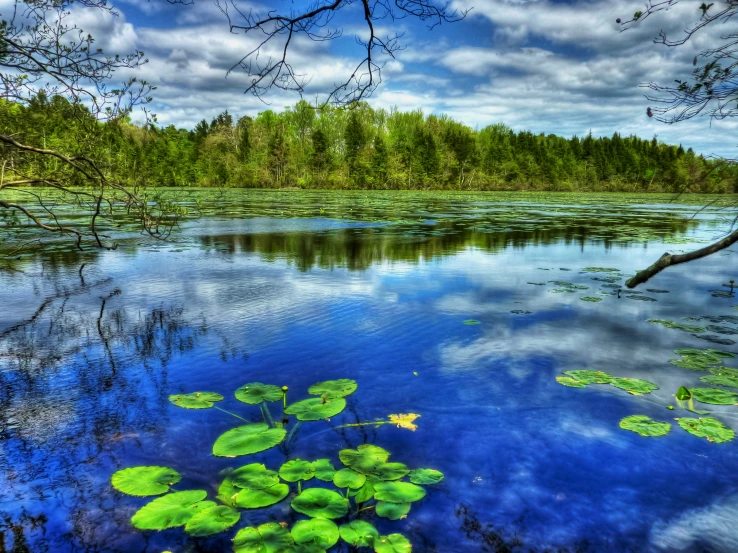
[308,379,357,398]
[688,387,738,405]
[677,417,735,443]
[290,488,349,519]
[169,391,223,409]
[111,466,181,496]
[339,520,379,547]
[235,383,283,405]
[408,469,444,485]
[373,482,426,503]
[619,415,671,437]
[280,459,316,482]
[376,501,412,520]
[291,518,340,549]
[131,490,215,530]
[212,423,287,457]
[184,505,240,537]
[285,397,347,421]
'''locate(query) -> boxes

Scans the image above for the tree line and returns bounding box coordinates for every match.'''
[2,94,735,193]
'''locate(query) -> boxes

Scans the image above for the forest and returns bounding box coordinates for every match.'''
[2,93,735,193]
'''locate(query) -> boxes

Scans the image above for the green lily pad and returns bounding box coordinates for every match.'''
[216,478,239,507]
[367,462,410,481]
[280,459,316,482]
[231,463,280,489]
[707,349,736,358]
[333,468,366,489]
[184,505,240,537]
[563,370,613,384]
[689,387,738,405]
[648,319,705,333]
[235,483,289,509]
[339,520,379,548]
[556,376,586,388]
[619,415,671,437]
[235,383,283,405]
[408,469,444,485]
[312,459,337,482]
[670,358,715,371]
[374,534,412,553]
[291,518,339,549]
[212,423,286,457]
[308,379,358,399]
[351,480,376,503]
[234,522,294,553]
[676,386,692,400]
[111,466,181,497]
[581,267,620,273]
[131,490,215,530]
[169,391,223,409]
[285,397,347,421]
[291,488,349,519]
[339,444,390,472]
[700,374,738,388]
[579,296,602,302]
[610,378,658,395]
[373,481,426,503]
[677,417,735,443]
[463,319,481,325]
[376,501,411,520]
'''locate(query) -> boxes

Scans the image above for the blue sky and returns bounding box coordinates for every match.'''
[36,0,738,155]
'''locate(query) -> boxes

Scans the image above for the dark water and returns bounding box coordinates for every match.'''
[2,190,738,553]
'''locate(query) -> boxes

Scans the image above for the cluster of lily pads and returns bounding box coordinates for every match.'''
[556,368,736,443]
[649,317,737,346]
[111,379,444,552]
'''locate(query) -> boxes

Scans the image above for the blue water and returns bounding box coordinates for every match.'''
[1,191,737,553]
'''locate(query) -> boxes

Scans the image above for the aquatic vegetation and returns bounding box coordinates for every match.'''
[581,267,620,273]
[610,378,659,395]
[111,466,181,497]
[235,383,283,405]
[669,348,729,371]
[213,423,287,457]
[563,370,613,384]
[112,378,444,551]
[688,387,738,405]
[648,319,706,333]
[619,415,671,437]
[579,296,602,302]
[510,310,533,314]
[556,376,586,388]
[676,417,735,443]
[694,334,736,346]
[557,369,657,395]
[131,490,215,531]
[169,391,223,409]
[463,319,481,325]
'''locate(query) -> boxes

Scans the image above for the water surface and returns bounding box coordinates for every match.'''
[2,190,737,553]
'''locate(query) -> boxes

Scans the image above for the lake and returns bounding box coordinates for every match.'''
[1,189,737,553]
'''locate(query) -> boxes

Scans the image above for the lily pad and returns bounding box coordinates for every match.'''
[579,296,602,302]
[676,386,692,400]
[351,480,376,503]
[291,518,339,549]
[234,522,294,553]
[689,387,738,405]
[368,462,410,481]
[312,459,337,482]
[619,415,671,437]
[235,483,290,509]
[235,383,283,405]
[374,534,412,553]
[700,374,738,388]
[169,391,223,409]
[463,319,481,325]
[131,490,215,530]
[707,349,736,358]
[339,520,379,548]
[184,505,240,537]
[556,376,586,388]
[333,468,366,489]
[339,444,390,472]
[610,378,658,395]
[291,488,349,519]
[670,358,715,371]
[212,423,286,457]
[216,478,239,507]
[285,397,346,421]
[231,463,280,490]
[376,501,411,520]
[648,319,705,333]
[308,379,357,399]
[677,417,735,443]
[706,325,738,335]
[563,370,613,384]
[280,459,316,482]
[111,466,181,497]
[373,481,426,503]
[408,469,444,485]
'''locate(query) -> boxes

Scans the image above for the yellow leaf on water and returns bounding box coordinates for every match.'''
[389,413,420,431]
